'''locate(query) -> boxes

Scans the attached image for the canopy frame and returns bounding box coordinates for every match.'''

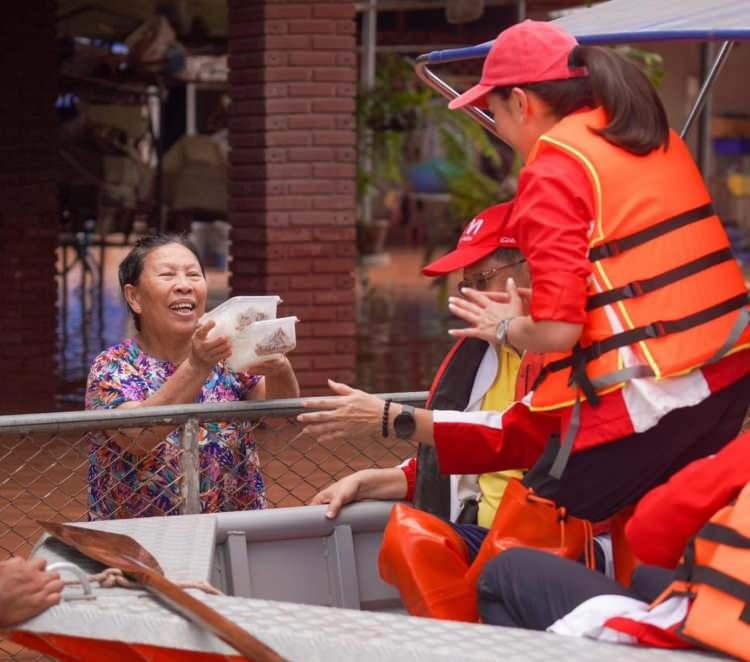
[414,0,750,139]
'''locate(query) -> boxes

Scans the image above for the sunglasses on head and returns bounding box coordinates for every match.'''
[457,258,526,293]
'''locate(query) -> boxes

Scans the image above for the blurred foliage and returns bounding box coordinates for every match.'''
[357,47,666,243]
[357,54,509,224]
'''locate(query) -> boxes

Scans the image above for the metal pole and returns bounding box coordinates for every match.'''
[680,40,733,141]
[180,417,201,515]
[697,43,715,179]
[360,0,377,226]
[516,0,526,22]
[415,58,496,135]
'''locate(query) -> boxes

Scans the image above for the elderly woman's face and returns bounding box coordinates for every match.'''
[127,243,207,338]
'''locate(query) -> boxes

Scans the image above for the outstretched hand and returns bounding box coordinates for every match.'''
[448,277,527,344]
[297,379,385,444]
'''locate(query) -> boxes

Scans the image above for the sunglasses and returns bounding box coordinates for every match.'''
[457,259,526,293]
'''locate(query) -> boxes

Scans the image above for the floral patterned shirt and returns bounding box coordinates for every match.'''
[85,338,265,520]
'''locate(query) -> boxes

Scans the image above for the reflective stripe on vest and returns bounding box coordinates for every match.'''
[527,108,750,415]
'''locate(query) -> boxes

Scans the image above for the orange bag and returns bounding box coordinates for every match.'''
[609,505,640,587]
[378,503,479,622]
[465,478,595,587]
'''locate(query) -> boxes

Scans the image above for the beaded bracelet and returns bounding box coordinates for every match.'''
[382,398,392,438]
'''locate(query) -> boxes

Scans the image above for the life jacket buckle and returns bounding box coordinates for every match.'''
[598,240,622,258]
[645,321,668,338]
[623,281,645,299]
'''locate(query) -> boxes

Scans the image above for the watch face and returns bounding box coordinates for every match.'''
[394,407,416,439]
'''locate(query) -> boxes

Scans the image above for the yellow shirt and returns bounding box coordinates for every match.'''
[477,345,524,529]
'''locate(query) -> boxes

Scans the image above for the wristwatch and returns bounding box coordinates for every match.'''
[495,317,515,345]
[394,404,417,439]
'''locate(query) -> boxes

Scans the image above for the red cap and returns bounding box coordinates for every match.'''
[422,202,518,277]
[449,20,587,110]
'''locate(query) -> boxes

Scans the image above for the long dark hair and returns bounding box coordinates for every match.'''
[494,45,669,156]
[119,233,204,331]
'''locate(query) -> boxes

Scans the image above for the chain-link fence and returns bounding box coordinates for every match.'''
[0,392,426,660]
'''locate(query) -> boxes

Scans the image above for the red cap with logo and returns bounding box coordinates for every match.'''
[449,20,587,110]
[422,202,518,277]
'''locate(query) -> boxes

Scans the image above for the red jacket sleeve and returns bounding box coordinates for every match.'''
[511,148,594,324]
[399,456,417,502]
[626,431,750,568]
[432,402,558,475]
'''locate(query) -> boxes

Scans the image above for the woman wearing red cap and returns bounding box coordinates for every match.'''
[438,18,749,595]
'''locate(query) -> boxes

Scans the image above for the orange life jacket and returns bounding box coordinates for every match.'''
[527,108,750,415]
[651,481,750,660]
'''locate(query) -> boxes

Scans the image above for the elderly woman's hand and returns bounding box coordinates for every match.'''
[297,380,385,443]
[188,320,232,372]
[243,354,293,377]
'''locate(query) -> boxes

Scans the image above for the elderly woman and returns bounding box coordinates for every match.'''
[85,234,299,520]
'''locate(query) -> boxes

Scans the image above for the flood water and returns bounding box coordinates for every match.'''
[56,243,458,410]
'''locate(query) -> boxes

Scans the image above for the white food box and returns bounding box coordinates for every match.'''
[201,296,281,340]
[226,316,300,372]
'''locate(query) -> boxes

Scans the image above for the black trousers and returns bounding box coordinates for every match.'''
[523,373,750,522]
[478,547,673,629]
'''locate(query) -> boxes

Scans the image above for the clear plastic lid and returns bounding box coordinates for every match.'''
[226,316,299,372]
[201,296,282,340]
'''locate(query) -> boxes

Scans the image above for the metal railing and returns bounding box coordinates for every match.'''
[0,392,427,557]
[0,392,426,659]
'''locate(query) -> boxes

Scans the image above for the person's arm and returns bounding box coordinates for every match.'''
[448,280,583,352]
[626,431,750,568]
[310,467,408,519]
[88,322,231,456]
[0,557,64,628]
[298,380,551,475]
[450,151,594,353]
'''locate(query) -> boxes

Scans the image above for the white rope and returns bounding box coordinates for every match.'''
[63,567,224,595]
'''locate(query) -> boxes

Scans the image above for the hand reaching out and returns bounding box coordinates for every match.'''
[297,379,385,444]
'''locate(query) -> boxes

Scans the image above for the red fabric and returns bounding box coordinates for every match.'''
[433,351,750,475]
[509,148,594,325]
[565,348,750,451]
[422,202,517,276]
[449,20,586,110]
[400,457,417,502]
[625,431,750,569]
[603,617,691,650]
[433,402,559,475]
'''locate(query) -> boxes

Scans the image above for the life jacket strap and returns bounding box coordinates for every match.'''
[586,247,735,311]
[535,293,749,390]
[588,203,715,262]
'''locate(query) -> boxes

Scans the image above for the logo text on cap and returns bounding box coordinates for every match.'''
[460,217,484,242]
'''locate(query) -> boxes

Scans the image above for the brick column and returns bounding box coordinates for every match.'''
[0,1,59,413]
[228,0,357,393]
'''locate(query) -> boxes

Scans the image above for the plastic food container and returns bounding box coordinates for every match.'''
[226,316,299,372]
[202,296,281,340]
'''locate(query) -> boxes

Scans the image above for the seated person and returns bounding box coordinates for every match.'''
[0,556,64,628]
[478,430,750,660]
[305,203,543,620]
[86,234,299,519]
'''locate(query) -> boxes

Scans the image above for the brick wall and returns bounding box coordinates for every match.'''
[228,0,357,393]
[0,2,59,413]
